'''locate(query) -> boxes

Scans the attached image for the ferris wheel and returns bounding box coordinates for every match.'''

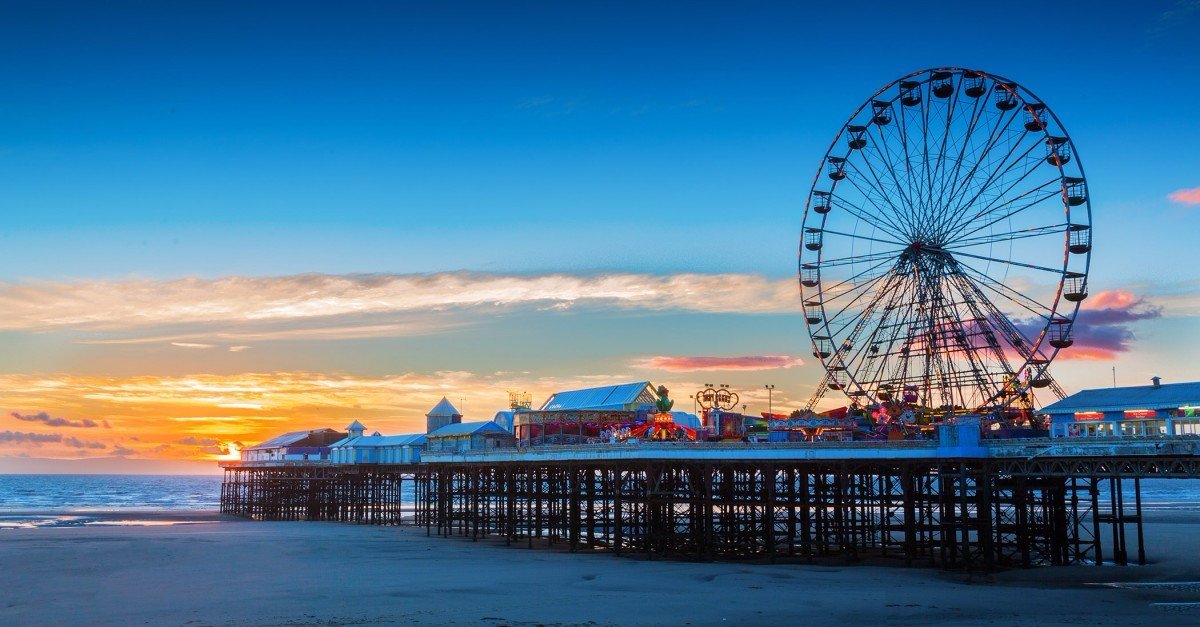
[800,67,1091,412]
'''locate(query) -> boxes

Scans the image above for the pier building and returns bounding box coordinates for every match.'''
[328,422,426,464]
[426,420,514,453]
[240,428,345,463]
[1043,378,1200,438]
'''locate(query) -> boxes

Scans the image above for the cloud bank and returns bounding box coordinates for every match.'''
[0,430,106,449]
[1057,290,1162,360]
[0,272,799,343]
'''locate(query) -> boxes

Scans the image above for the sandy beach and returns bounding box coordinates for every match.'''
[0,511,1198,626]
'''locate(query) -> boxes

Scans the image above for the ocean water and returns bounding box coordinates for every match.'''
[0,474,222,521]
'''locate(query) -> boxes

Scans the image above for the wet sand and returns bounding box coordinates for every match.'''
[2,511,1199,626]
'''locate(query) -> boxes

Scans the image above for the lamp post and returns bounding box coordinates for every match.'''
[764,384,775,416]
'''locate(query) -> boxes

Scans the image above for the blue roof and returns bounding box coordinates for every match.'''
[541,381,655,411]
[491,411,516,432]
[1041,381,1200,414]
[427,420,508,438]
[330,433,426,448]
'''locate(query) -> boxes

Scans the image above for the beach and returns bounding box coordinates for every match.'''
[2,510,1199,626]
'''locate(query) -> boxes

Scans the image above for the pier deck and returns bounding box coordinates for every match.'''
[221,437,1200,570]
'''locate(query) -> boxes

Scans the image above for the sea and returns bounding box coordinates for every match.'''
[0,474,223,529]
[0,474,1195,529]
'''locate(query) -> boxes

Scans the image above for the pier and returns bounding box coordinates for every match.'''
[221,436,1200,570]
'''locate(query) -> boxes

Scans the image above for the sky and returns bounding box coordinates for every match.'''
[2,0,1199,472]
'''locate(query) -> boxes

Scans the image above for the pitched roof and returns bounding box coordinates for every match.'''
[1041,381,1200,414]
[247,428,344,451]
[427,397,461,417]
[330,433,426,448]
[427,420,508,438]
[540,381,656,411]
[346,420,366,431]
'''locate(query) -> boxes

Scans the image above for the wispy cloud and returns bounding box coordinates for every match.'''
[515,96,555,110]
[635,355,804,372]
[0,272,799,343]
[1168,186,1200,206]
[9,411,109,429]
[1148,0,1200,35]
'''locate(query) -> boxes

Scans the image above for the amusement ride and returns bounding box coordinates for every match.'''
[799,67,1092,427]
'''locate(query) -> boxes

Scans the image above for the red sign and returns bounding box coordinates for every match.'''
[1124,410,1157,419]
[1074,412,1104,421]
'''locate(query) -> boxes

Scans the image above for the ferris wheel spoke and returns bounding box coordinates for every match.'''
[951,261,1056,320]
[932,91,989,224]
[822,271,899,327]
[944,249,1063,275]
[933,106,1024,233]
[815,258,900,312]
[825,274,899,339]
[840,160,916,235]
[927,85,966,226]
[941,143,1049,240]
[820,228,908,247]
[863,122,921,225]
[946,179,1063,243]
[897,99,928,225]
[843,277,919,386]
[937,124,1039,238]
[830,189,910,236]
[816,248,906,268]
[952,271,1049,363]
[943,222,1069,250]
[835,156,918,233]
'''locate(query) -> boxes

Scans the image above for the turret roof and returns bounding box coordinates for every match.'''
[427,397,461,417]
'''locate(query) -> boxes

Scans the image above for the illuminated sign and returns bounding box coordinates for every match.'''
[695,386,740,411]
[1123,409,1157,419]
[1074,411,1104,421]
[1177,406,1200,418]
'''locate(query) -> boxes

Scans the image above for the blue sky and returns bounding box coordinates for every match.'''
[1,1,1199,467]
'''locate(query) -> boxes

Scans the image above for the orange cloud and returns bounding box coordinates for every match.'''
[636,355,805,372]
[1168,186,1200,205]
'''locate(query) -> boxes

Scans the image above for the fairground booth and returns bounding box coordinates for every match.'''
[1042,378,1200,438]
